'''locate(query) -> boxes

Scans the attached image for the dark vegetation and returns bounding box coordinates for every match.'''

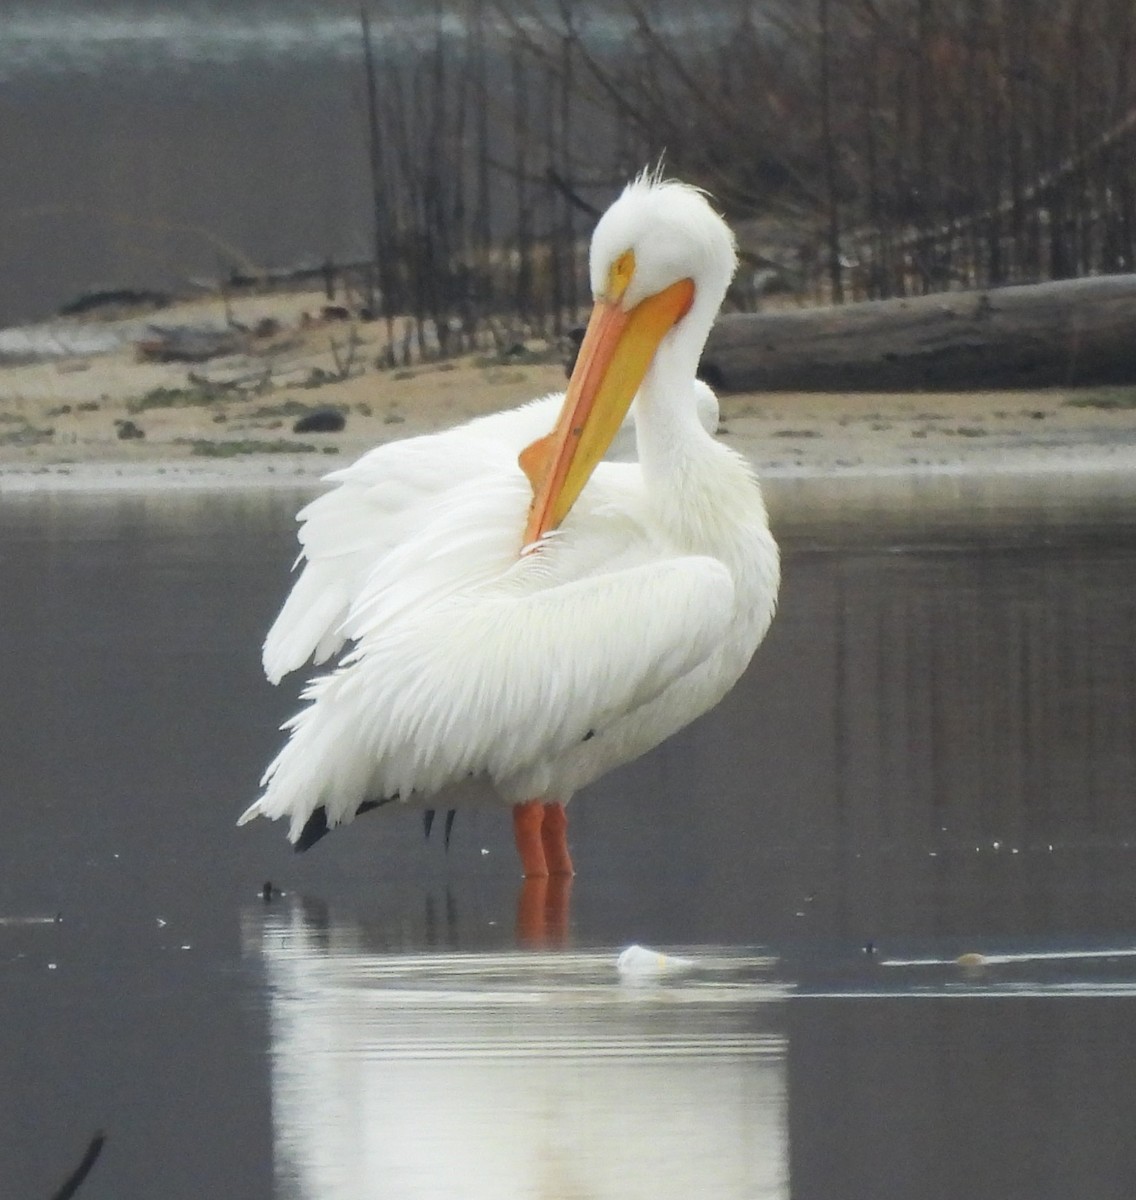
[316,0,1136,365]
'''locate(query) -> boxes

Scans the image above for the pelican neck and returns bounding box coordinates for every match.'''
[633,321,718,483]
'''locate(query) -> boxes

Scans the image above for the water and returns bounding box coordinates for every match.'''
[3,487,1136,1198]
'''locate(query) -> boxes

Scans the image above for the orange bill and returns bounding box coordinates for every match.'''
[520,275,694,547]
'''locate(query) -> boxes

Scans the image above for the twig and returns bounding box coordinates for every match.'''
[50,1132,106,1200]
[187,366,277,394]
[545,167,601,218]
[329,326,361,380]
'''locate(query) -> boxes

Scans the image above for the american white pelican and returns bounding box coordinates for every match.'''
[240,173,780,877]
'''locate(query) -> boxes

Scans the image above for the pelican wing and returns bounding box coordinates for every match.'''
[245,482,735,841]
[262,395,565,683]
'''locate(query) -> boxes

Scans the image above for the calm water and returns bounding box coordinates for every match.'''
[4,486,1136,1198]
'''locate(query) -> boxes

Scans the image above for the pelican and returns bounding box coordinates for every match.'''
[240,173,780,877]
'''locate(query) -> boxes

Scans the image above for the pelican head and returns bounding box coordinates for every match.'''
[521,175,737,545]
[587,176,738,336]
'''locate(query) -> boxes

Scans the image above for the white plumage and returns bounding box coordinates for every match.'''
[261,381,720,686]
[240,174,780,873]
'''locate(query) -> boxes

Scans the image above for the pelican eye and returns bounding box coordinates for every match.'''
[606,250,635,301]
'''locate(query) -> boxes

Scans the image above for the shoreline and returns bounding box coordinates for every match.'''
[4,442,1136,492]
[3,289,1135,528]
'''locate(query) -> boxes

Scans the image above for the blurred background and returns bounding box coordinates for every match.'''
[4,0,1136,349]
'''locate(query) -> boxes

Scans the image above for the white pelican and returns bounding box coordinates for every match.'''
[240,173,780,877]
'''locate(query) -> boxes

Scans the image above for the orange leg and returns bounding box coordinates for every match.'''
[512,800,548,878]
[541,801,575,877]
[515,874,573,948]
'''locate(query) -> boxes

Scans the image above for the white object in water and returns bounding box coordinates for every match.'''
[617,944,696,979]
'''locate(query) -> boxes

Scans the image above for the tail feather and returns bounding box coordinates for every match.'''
[293,804,330,851]
[292,797,395,852]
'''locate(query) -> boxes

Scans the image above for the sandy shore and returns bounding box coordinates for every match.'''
[3,290,1136,505]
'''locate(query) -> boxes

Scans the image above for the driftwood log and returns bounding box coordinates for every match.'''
[701,274,1136,392]
[135,326,246,364]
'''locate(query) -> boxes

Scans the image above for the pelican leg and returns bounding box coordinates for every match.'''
[512,800,548,878]
[443,809,456,851]
[541,801,574,876]
[515,874,573,947]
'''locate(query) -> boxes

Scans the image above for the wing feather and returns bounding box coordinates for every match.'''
[262,394,565,683]
[261,383,721,684]
[243,550,734,842]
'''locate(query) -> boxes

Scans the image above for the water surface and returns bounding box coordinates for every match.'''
[3,488,1136,1198]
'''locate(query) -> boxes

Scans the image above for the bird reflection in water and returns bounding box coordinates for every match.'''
[246,898,789,1200]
